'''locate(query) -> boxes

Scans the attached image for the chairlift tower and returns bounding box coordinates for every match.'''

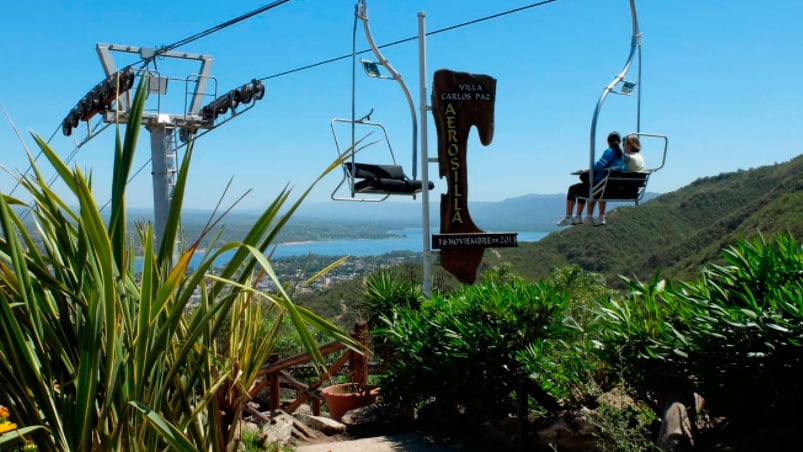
[63,44,265,249]
[97,44,216,248]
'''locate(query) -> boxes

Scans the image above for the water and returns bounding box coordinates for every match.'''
[190,228,548,267]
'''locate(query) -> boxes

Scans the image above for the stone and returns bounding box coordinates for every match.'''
[535,415,598,451]
[300,414,347,435]
[259,413,294,447]
[341,403,414,438]
[596,387,636,411]
[294,403,313,417]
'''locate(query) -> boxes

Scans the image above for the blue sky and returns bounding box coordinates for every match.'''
[1,1,802,212]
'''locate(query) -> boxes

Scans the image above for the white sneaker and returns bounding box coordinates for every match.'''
[593,215,607,226]
[556,216,574,226]
[582,216,593,225]
[572,215,583,225]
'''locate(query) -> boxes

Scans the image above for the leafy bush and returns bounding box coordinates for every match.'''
[518,266,613,405]
[680,233,803,423]
[596,234,803,425]
[378,271,570,418]
[595,275,694,405]
[0,78,356,450]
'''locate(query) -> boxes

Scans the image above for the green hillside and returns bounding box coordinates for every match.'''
[300,155,803,319]
[488,154,803,284]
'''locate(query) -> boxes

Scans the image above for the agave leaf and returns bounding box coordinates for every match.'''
[130,401,195,452]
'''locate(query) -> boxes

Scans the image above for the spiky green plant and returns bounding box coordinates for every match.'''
[596,234,803,426]
[0,78,359,450]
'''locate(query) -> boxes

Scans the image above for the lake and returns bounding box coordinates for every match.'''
[191,228,549,266]
[272,228,548,257]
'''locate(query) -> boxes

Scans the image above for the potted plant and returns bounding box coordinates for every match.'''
[321,382,380,421]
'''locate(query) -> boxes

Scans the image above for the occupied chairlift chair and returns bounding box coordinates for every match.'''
[578,0,668,207]
[331,0,433,202]
[583,133,668,205]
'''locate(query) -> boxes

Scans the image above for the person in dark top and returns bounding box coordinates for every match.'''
[556,131,624,226]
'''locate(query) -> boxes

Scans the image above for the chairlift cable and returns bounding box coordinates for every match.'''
[125,0,293,70]
[260,0,559,81]
[23,0,556,212]
[99,158,153,213]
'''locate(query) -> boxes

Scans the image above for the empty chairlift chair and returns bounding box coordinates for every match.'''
[330,0,433,202]
[331,116,433,201]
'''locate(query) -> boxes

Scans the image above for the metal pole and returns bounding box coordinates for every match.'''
[149,125,172,249]
[587,0,641,202]
[418,11,432,297]
[359,1,418,180]
[631,0,642,133]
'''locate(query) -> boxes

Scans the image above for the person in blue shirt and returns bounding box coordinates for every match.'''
[556,131,624,226]
[589,134,644,225]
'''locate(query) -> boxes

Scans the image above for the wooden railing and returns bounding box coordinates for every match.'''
[249,322,371,416]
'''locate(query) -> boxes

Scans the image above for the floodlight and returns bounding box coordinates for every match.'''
[620,80,636,95]
[361,59,382,78]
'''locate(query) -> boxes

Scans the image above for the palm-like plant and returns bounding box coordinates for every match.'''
[0,78,359,450]
[596,234,803,425]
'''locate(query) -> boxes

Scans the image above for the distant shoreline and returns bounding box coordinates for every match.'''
[279,240,316,246]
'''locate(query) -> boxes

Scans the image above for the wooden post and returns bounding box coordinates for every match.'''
[268,353,280,414]
[312,396,321,416]
[350,322,370,386]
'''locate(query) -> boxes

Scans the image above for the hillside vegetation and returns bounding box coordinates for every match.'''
[300,155,803,320]
[488,154,803,284]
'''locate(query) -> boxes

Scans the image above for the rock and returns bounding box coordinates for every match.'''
[294,403,313,417]
[341,403,414,437]
[596,387,636,411]
[534,413,598,452]
[300,414,347,435]
[658,401,693,451]
[417,401,464,432]
[259,413,294,447]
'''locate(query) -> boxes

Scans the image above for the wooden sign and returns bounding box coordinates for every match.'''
[432,69,516,283]
[432,233,518,249]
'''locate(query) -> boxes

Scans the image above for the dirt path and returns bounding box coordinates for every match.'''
[295,432,487,451]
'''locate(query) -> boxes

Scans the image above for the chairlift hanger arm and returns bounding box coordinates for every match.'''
[355,0,419,180]
[588,0,642,179]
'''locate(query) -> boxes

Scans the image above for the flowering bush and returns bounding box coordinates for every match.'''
[0,405,17,434]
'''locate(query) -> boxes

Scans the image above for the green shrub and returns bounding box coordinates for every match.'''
[518,266,613,405]
[589,400,658,452]
[378,272,569,418]
[680,233,803,423]
[596,234,803,425]
[595,274,694,404]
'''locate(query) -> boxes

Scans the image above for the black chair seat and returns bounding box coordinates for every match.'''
[578,170,650,204]
[598,171,649,200]
[345,163,434,195]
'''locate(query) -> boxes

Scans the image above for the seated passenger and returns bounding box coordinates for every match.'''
[556,131,624,226]
[588,133,644,225]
